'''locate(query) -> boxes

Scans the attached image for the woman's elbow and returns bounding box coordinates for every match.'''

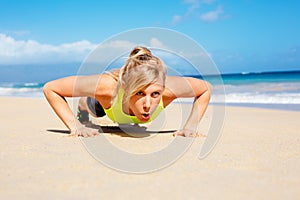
[43,81,55,97]
[195,81,212,102]
[201,81,212,103]
[206,81,213,95]
[200,81,212,97]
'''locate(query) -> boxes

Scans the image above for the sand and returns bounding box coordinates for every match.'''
[1,97,300,199]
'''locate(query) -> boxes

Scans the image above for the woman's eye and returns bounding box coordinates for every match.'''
[152,92,160,97]
[136,91,144,96]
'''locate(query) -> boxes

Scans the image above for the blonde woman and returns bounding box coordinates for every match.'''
[43,46,212,137]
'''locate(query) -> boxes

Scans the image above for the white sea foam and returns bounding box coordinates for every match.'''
[212,82,300,104]
[24,82,40,87]
[0,87,44,97]
[212,93,300,104]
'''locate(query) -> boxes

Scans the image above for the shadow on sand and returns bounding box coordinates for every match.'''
[47,122,175,138]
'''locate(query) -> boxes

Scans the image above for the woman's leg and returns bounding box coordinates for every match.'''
[77,97,97,123]
[77,97,106,123]
[78,97,97,117]
[86,97,106,117]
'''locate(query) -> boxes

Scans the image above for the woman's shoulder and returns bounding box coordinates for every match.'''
[165,76,187,92]
[162,76,181,106]
[95,74,118,95]
[165,75,211,98]
[93,74,118,108]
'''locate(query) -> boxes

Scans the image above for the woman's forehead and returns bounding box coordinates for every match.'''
[142,82,164,91]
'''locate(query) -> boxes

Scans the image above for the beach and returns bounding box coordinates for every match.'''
[1,97,300,199]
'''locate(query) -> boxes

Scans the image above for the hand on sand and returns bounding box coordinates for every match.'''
[173,129,206,137]
[69,126,99,137]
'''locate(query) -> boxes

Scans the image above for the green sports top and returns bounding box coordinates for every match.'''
[103,89,164,124]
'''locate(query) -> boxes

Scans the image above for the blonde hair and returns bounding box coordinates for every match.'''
[109,46,167,103]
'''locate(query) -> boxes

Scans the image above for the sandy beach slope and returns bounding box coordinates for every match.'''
[0,97,300,199]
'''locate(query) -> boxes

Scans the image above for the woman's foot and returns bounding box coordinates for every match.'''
[77,107,89,123]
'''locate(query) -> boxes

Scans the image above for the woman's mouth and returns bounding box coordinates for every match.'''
[141,113,150,121]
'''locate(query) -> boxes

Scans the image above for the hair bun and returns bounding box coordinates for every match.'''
[129,46,152,60]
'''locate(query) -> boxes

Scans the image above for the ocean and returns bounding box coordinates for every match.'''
[1,67,300,111]
[203,70,300,111]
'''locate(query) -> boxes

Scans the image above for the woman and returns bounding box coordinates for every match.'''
[43,46,212,137]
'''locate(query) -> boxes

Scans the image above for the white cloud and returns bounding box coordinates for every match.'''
[200,5,223,22]
[0,34,176,66]
[183,0,200,12]
[0,34,97,64]
[149,37,166,49]
[171,15,183,25]
[171,0,225,24]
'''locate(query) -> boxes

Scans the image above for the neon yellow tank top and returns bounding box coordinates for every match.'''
[103,89,164,124]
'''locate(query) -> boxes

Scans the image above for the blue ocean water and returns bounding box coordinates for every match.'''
[1,66,300,111]
[0,64,80,97]
[201,70,300,111]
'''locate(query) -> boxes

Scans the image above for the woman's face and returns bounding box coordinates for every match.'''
[129,82,164,122]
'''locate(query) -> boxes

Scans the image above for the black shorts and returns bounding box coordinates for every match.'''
[86,97,106,117]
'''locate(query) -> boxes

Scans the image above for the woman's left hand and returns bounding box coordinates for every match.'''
[173,129,200,137]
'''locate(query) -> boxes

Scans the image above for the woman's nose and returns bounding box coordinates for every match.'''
[143,96,151,111]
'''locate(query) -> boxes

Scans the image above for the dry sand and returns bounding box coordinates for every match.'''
[1,97,300,199]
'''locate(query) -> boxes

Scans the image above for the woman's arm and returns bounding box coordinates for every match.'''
[165,76,212,137]
[43,75,103,137]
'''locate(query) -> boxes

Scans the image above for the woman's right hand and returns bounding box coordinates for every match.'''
[69,125,99,137]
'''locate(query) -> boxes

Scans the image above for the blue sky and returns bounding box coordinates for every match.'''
[0,0,300,74]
